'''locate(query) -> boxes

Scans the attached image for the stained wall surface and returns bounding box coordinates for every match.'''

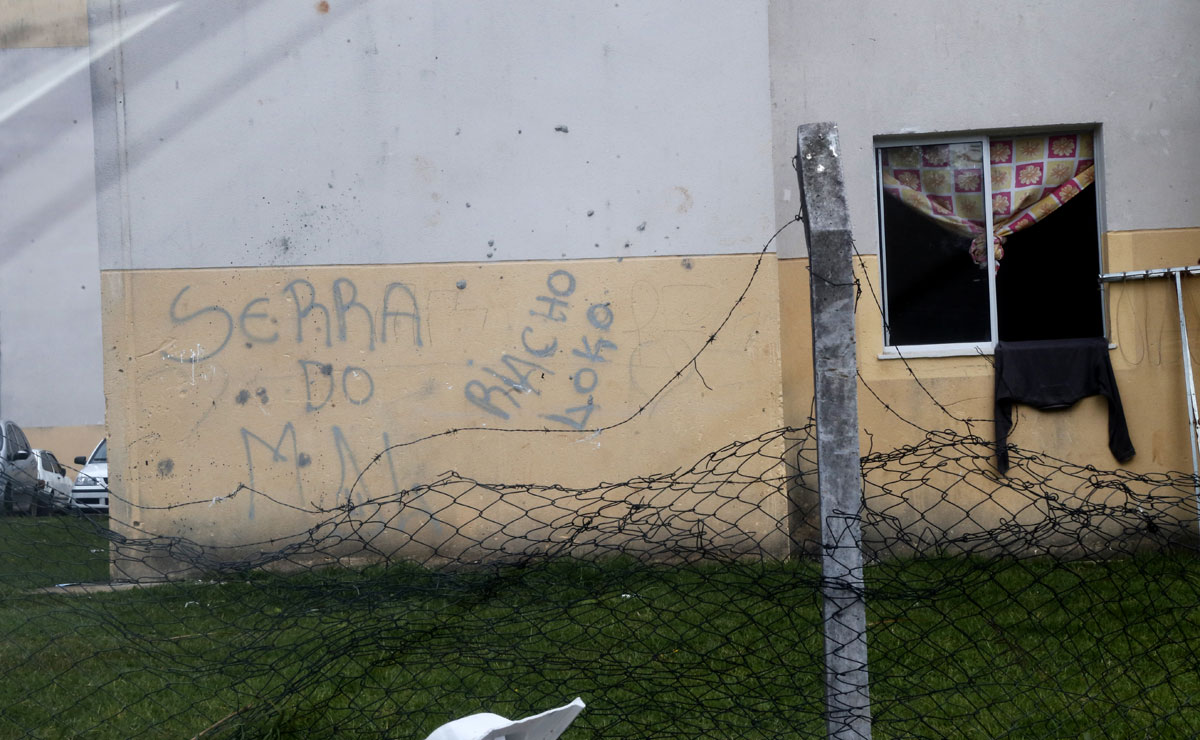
[91,1,788,570]
[103,256,787,567]
[0,0,104,463]
[768,1,1200,548]
[89,0,1200,568]
[767,0,1200,260]
[91,1,775,270]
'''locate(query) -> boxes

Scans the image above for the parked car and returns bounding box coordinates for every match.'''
[1,420,38,515]
[71,439,109,514]
[32,449,73,514]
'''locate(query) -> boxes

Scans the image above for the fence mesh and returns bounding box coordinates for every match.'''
[3,227,1200,739]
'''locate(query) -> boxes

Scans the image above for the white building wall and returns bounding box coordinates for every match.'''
[768,0,1200,257]
[0,42,104,427]
[91,0,776,271]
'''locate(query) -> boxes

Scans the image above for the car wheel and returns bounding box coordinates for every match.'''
[34,490,50,517]
[17,489,32,516]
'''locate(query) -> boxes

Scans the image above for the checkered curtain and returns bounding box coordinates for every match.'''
[880,133,1095,266]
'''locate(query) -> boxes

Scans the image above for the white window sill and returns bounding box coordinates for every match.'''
[877,342,1116,360]
[877,343,994,360]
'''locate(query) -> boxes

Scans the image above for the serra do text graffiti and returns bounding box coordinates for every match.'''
[464,269,618,430]
[162,277,422,363]
[158,276,426,518]
[157,270,620,519]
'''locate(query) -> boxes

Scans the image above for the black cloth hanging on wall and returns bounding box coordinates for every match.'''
[994,338,1135,474]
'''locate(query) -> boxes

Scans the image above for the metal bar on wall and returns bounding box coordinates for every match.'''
[1101,266,1200,524]
[1174,273,1200,522]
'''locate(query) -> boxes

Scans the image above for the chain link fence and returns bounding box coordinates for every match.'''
[3,213,1199,738]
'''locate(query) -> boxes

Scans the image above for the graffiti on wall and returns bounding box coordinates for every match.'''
[163,277,421,363]
[157,270,622,519]
[160,276,425,517]
[463,269,617,430]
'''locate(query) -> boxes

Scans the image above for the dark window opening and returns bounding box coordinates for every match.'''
[881,194,991,346]
[996,186,1103,341]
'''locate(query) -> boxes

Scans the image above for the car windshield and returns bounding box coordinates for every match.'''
[92,439,107,463]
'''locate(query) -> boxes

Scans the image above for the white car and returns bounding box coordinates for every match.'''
[31,449,73,514]
[70,439,109,514]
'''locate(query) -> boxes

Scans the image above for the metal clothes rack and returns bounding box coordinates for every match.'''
[1100,266,1200,510]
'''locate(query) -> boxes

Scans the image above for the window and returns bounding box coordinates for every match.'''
[42,451,64,476]
[875,131,1103,354]
[5,423,30,457]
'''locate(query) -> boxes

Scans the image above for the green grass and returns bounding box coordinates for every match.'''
[0,514,111,591]
[2,516,1200,738]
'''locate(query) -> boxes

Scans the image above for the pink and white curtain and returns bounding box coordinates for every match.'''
[880,133,1095,266]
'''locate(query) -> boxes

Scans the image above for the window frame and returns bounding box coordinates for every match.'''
[874,129,1106,358]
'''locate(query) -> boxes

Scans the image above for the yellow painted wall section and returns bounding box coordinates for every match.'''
[1105,228,1200,274]
[0,0,86,48]
[777,258,814,431]
[24,425,105,468]
[101,254,786,576]
[779,227,1200,552]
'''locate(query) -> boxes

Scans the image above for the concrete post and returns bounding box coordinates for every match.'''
[796,122,872,740]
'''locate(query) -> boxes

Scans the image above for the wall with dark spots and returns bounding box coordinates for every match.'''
[89,1,787,571]
[91,1,774,271]
[102,255,786,568]
[0,0,87,49]
[86,0,1200,577]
